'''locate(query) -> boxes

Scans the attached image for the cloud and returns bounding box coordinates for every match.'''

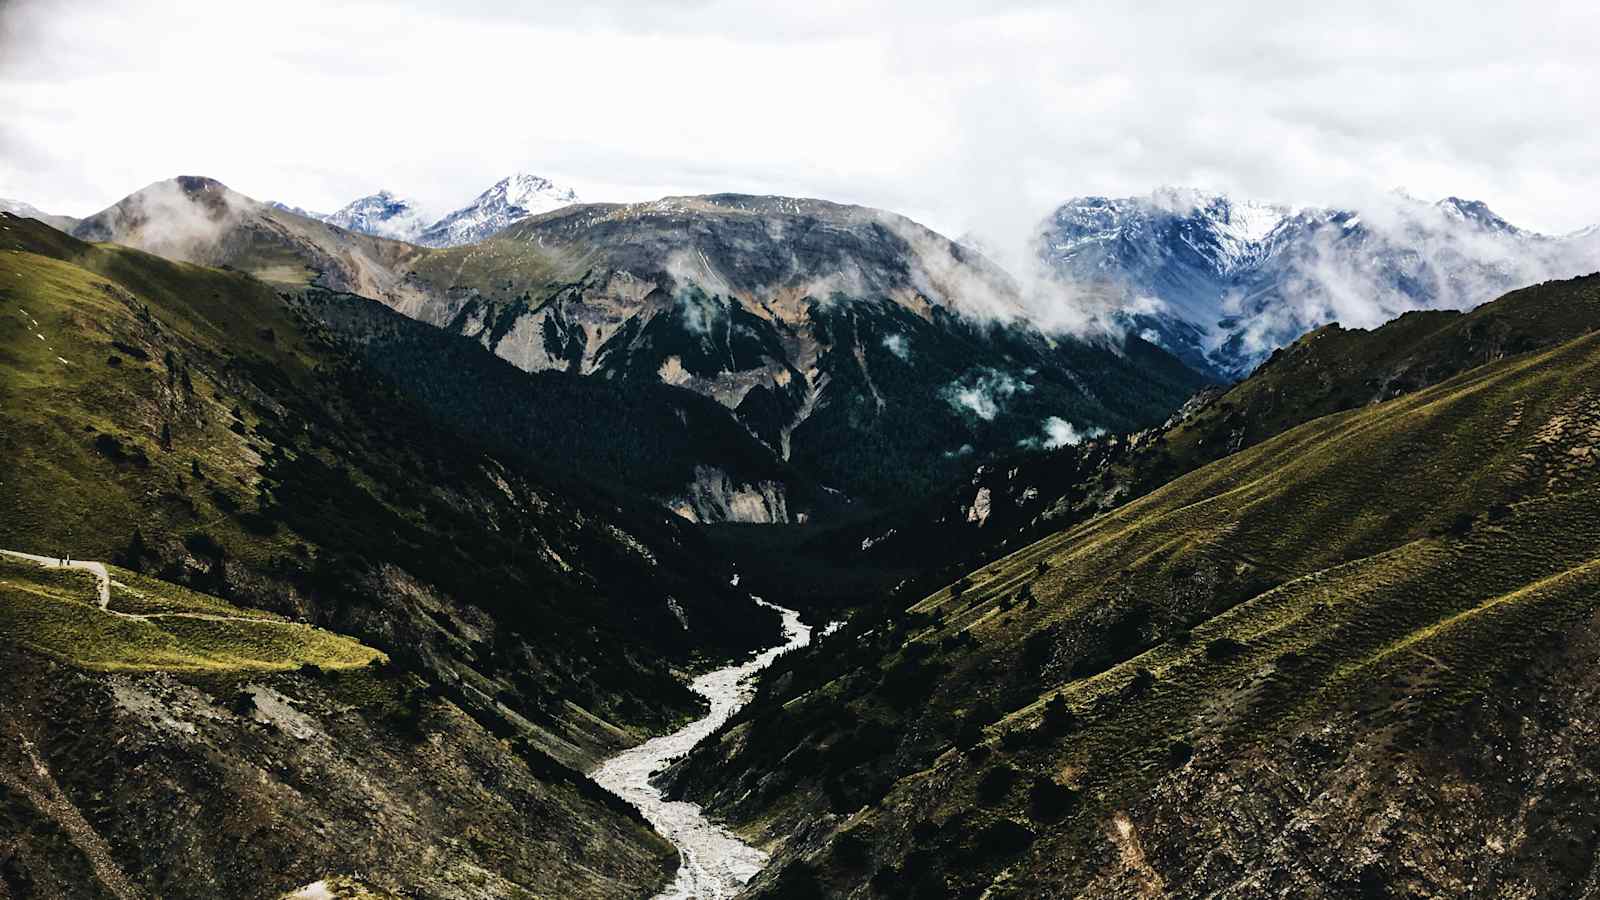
[1017,416,1104,450]
[1,0,1595,244]
[1220,192,1600,364]
[73,177,253,264]
[881,332,910,361]
[941,368,1031,420]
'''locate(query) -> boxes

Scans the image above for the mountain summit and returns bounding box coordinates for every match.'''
[415,173,580,247]
[322,189,434,242]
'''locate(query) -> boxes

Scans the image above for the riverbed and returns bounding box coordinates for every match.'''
[591,600,811,899]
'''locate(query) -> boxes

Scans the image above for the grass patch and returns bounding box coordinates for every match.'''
[0,556,382,672]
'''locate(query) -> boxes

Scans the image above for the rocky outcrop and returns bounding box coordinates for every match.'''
[671,467,791,524]
[0,644,676,900]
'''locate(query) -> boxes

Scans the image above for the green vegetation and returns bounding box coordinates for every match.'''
[0,213,776,759]
[670,288,1600,897]
[0,556,381,672]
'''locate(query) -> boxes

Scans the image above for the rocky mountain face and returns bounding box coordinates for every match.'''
[71,176,437,310]
[0,197,80,232]
[403,195,1208,508]
[1038,187,1600,379]
[69,179,1209,521]
[665,273,1600,898]
[415,173,579,247]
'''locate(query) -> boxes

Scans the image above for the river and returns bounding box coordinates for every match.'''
[591,600,812,899]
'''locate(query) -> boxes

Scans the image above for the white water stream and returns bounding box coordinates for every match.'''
[591,600,811,899]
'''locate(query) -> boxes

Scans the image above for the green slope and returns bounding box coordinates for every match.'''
[0,555,382,672]
[670,302,1600,897]
[0,209,794,896]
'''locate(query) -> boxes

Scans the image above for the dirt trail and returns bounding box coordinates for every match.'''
[1,549,290,626]
[0,549,110,608]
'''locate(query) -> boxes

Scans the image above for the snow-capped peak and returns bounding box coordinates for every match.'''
[1434,196,1518,233]
[1043,187,1293,278]
[416,173,580,247]
[1,198,44,217]
[499,172,578,210]
[323,190,433,242]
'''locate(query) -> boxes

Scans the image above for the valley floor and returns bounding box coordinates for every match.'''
[592,601,812,899]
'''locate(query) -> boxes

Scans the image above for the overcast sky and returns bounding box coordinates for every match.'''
[2,0,1597,243]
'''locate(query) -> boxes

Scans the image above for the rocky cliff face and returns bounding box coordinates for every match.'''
[67,179,1207,519]
[404,195,1208,506]
[670,467,792,524]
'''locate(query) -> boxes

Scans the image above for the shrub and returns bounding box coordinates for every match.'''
[1128,667,1156,696]
[184,531,226,561]
[974,819,1035,858]
[998,728,1029,753]
[832,830,871,868]
[1027,776,1077,822]
[1205,637,1247,661]
[1042,694,1076,735]
[976,764,1018,805]
[955,717,986,752]
[768,862,822,899]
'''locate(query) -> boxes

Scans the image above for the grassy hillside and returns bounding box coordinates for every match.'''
[0,209,792,896]
[0,555,381,673]
[1,211,778,749]
[770,274,1600,617]
[669,309,1600,897]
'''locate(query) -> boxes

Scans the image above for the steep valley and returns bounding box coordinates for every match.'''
[7,185,1600,899]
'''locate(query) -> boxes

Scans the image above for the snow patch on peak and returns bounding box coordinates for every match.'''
[416,173,580,247]
[323,191,433,242]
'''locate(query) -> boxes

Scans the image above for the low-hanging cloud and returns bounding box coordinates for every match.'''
[941,367,1032,421]
[72,177,252,265]
[1221,192,1600,365]
[1017,416,1104,450]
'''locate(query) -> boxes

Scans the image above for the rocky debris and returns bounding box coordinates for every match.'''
[0,644,676,899]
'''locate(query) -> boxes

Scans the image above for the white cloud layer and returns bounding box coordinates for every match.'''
[2,0,1597,244]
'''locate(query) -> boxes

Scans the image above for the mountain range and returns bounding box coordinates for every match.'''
[51,176,1208,520]
[1037,186,1600,378]
[266,172,580,247]
[8,162,1600,899]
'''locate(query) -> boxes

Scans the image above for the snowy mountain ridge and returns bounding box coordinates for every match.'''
[323,190,434,243]
[1036,188,1600,379]
[415,173,580,247]
[270,173,580,247]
